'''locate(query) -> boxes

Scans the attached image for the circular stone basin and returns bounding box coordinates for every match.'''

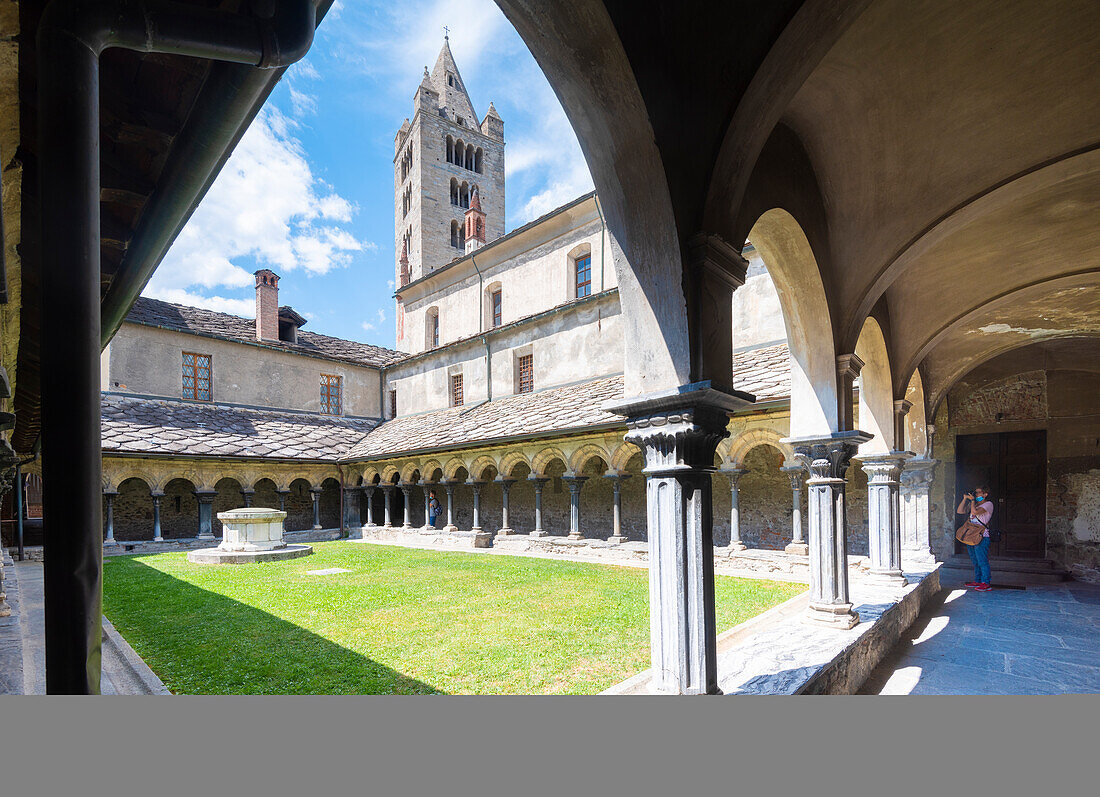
[187,544,314,565]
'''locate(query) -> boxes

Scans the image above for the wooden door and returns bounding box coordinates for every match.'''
[955,430,1046,557]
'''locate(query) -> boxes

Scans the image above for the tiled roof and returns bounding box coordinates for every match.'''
[126,297,406,368]
[343,376,628,461]
[732,343,790,403]
[101,395,380,460]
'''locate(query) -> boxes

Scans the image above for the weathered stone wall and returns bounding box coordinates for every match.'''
[160,479,199,539]
[736,446,794,550]
[111,478,156,541]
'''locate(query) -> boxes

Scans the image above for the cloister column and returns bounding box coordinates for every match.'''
[422,485,433,531]
[381,485,394,528]
[901,459,938,566]
[780,464,808,556]
[240,489,254,508]
[275,488,290,513]
[103,490,118,546]
[311,487,323,530]
[364,486,377,527]
[400,483,413,528]
[529,476,549,537]
[469,481,484,532]
[151,491,164,542]
[861,454,911,587]
[195,490,216,540]
[344,486,361,530]
[606,473,631,544]
[719,467,748,552]
[609,386,743,695]
[443,482,457,532]
[497,479,516,536]
[562,476,587,540]
[787,432,872,629]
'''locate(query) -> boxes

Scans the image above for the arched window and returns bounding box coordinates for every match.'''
[574,251,592,298]
[484,282,503,330]
[460,182,469,208]
[450,178,459,206]
[446,136,454,164]
[455,139,465,168]
[450,220,460,249]
[474,148,483,174]
[466,144,475,170]
[476,218,483,237]
[426,308,440,349]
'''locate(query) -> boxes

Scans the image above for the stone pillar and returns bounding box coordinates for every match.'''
[195,490,216,540]
[364,486,377,527]
[103,490,118,546]
[787,431,872,629]
[400,483,413,528]
[720,467,749,552]
[606,473,631,544]
[562,476,587,540]
[275,488,290,513]
[151,491,164,542]
[781,463,808,556]
[422,485,433,530]
[311,487,323,530]
[469,481,484,531]
[861,454,910,587]
[344,486,361,530]
[381,485,394,528]
[608,385,749,695]
[529,476,549,537]
[497,479,516,536]
[443,482,457,532]
[240,489,254,508]
[901,458,938,566]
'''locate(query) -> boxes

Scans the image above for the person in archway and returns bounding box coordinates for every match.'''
[957,485,994,591]
[428,490,442,530]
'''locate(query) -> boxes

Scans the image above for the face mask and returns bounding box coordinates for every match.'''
[975,496,984,502]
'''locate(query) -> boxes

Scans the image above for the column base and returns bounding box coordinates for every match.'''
[606,534,628,545]
[529,530,549,538]
[402,523,413,529]
[197,533,216,541]
[495,527,514,536]
[153,536,165,542]
[312,525,323,531]
[865,569,909,588]
[803,602,860,630]
[784,542,809,556]
[444,524,457,533]
[473,531,493,548]
[567,532,584,541]
[902,548,936,565]
[365,522,377,528]
[726,542,747,553]
[104,538,120,547]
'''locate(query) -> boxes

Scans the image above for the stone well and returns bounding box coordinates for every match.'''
[187,507,312,564]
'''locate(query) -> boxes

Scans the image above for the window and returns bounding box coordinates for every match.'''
[448,74,454,86]
[431,313,440,347]
[491,289,502,327]
[474,148,483,174]
[575,253,592,298]
[389,388,398,418]
[517,353,534,394]
[451,374,464,407]
[426,309,440,349]
[320,373,342,415]
[182,352,212,401]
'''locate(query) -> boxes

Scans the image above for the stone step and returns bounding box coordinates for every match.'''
[943,555,1072,585]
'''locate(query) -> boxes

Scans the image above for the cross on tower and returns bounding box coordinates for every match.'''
[443,26,449,40]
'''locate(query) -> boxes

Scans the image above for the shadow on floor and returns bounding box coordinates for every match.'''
[103,557,443,695]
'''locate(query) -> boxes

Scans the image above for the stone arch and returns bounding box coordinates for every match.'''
[568,443,612,476]
[161,477,199,539]
[380,464,400,483]
[746,209,839,437]
[400,462,421,483]
[442,457,468,481]
[253,478,280,511]
[854,315,895,456]
[421,460,444,483]
[285,478,314,531]
[609,442,638,473]
[362,465,381,485]
[498,451,532,478]
[103,463,157,493]
[903,368,929,457]
[469,455,499,482]
[726,428,794,468]
[531,446,568,477]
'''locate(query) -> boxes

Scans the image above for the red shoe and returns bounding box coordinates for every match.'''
[965,581,982,587]
[974,583,992,592]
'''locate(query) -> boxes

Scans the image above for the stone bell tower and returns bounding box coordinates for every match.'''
[393,33,505,352]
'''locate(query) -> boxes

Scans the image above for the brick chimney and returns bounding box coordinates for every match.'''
[254,269,280,341]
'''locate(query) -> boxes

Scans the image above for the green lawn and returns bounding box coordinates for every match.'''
[102,541,804,695]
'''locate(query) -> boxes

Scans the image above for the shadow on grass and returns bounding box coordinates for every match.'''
[103,557,443,695]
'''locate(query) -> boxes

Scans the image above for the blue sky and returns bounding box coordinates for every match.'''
[143,0,594,349]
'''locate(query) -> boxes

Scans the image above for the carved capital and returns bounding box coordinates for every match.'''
[780,463,805,490]
[858,453,909,485]
[686,232,748,290]
[718,466,750,488]
[900,458,938,491]
[785,431,873,481]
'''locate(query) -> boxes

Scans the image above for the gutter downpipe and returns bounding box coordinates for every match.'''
[469,252,492,402]
[38,0,318,695]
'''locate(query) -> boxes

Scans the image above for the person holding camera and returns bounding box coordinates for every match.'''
[956,485,994,591]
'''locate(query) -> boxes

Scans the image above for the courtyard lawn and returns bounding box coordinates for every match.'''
[102,541,804,695]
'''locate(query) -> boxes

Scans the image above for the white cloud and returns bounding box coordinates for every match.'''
[145,108,368,308]
[361,308,387,332]
[288,87,318,117]
[150,289,256,318]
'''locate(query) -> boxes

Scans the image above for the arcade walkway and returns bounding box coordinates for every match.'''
[860,576,1100,695]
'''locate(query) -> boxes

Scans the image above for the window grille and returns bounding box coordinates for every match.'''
[451,374,464,407]
[575,254,592,298]
[321,373,343,415]
[182,352,212,401]
[390,389,398,418]
[517,354,534,394]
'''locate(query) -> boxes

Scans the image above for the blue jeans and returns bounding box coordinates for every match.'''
[967,536,991,583]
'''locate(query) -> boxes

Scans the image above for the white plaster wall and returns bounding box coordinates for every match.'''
[733,249,787,350]
[105,324,383,417]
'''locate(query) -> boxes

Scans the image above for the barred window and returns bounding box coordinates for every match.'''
[491,289,502,327]
[321,373,342,415]
[517,353,534,394]
[451,374,464,407]
[182,352,212,401]
[575,254,592,298]
[390,388,398,418]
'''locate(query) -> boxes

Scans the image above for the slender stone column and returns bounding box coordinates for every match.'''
[719,467,749,552]
[344,486,361,530]
[103,490,118,546]
[781,463,808,555]
[606,473,631,544]
[443,482,457,532]
[400,483,414,528]
[786,431,873,629]
[381,485,394,528]
[608,385,750,695]
[496,479,516,536]
[529,476,549,537]
[195,490,216,540]
[422,485,433,530]
[240,489,254,508]
[151,491,164,542]
[364,486,377,527]
[311,487,323,530]
[275,488,290,513]
[861,454,911,587]
[562,476,587,540]
[901,458,938,565]
[469,481,484,531]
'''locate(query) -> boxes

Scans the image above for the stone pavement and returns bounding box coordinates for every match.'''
[860,571,1100,694]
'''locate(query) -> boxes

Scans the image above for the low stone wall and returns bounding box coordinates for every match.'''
[8,528,344,561]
